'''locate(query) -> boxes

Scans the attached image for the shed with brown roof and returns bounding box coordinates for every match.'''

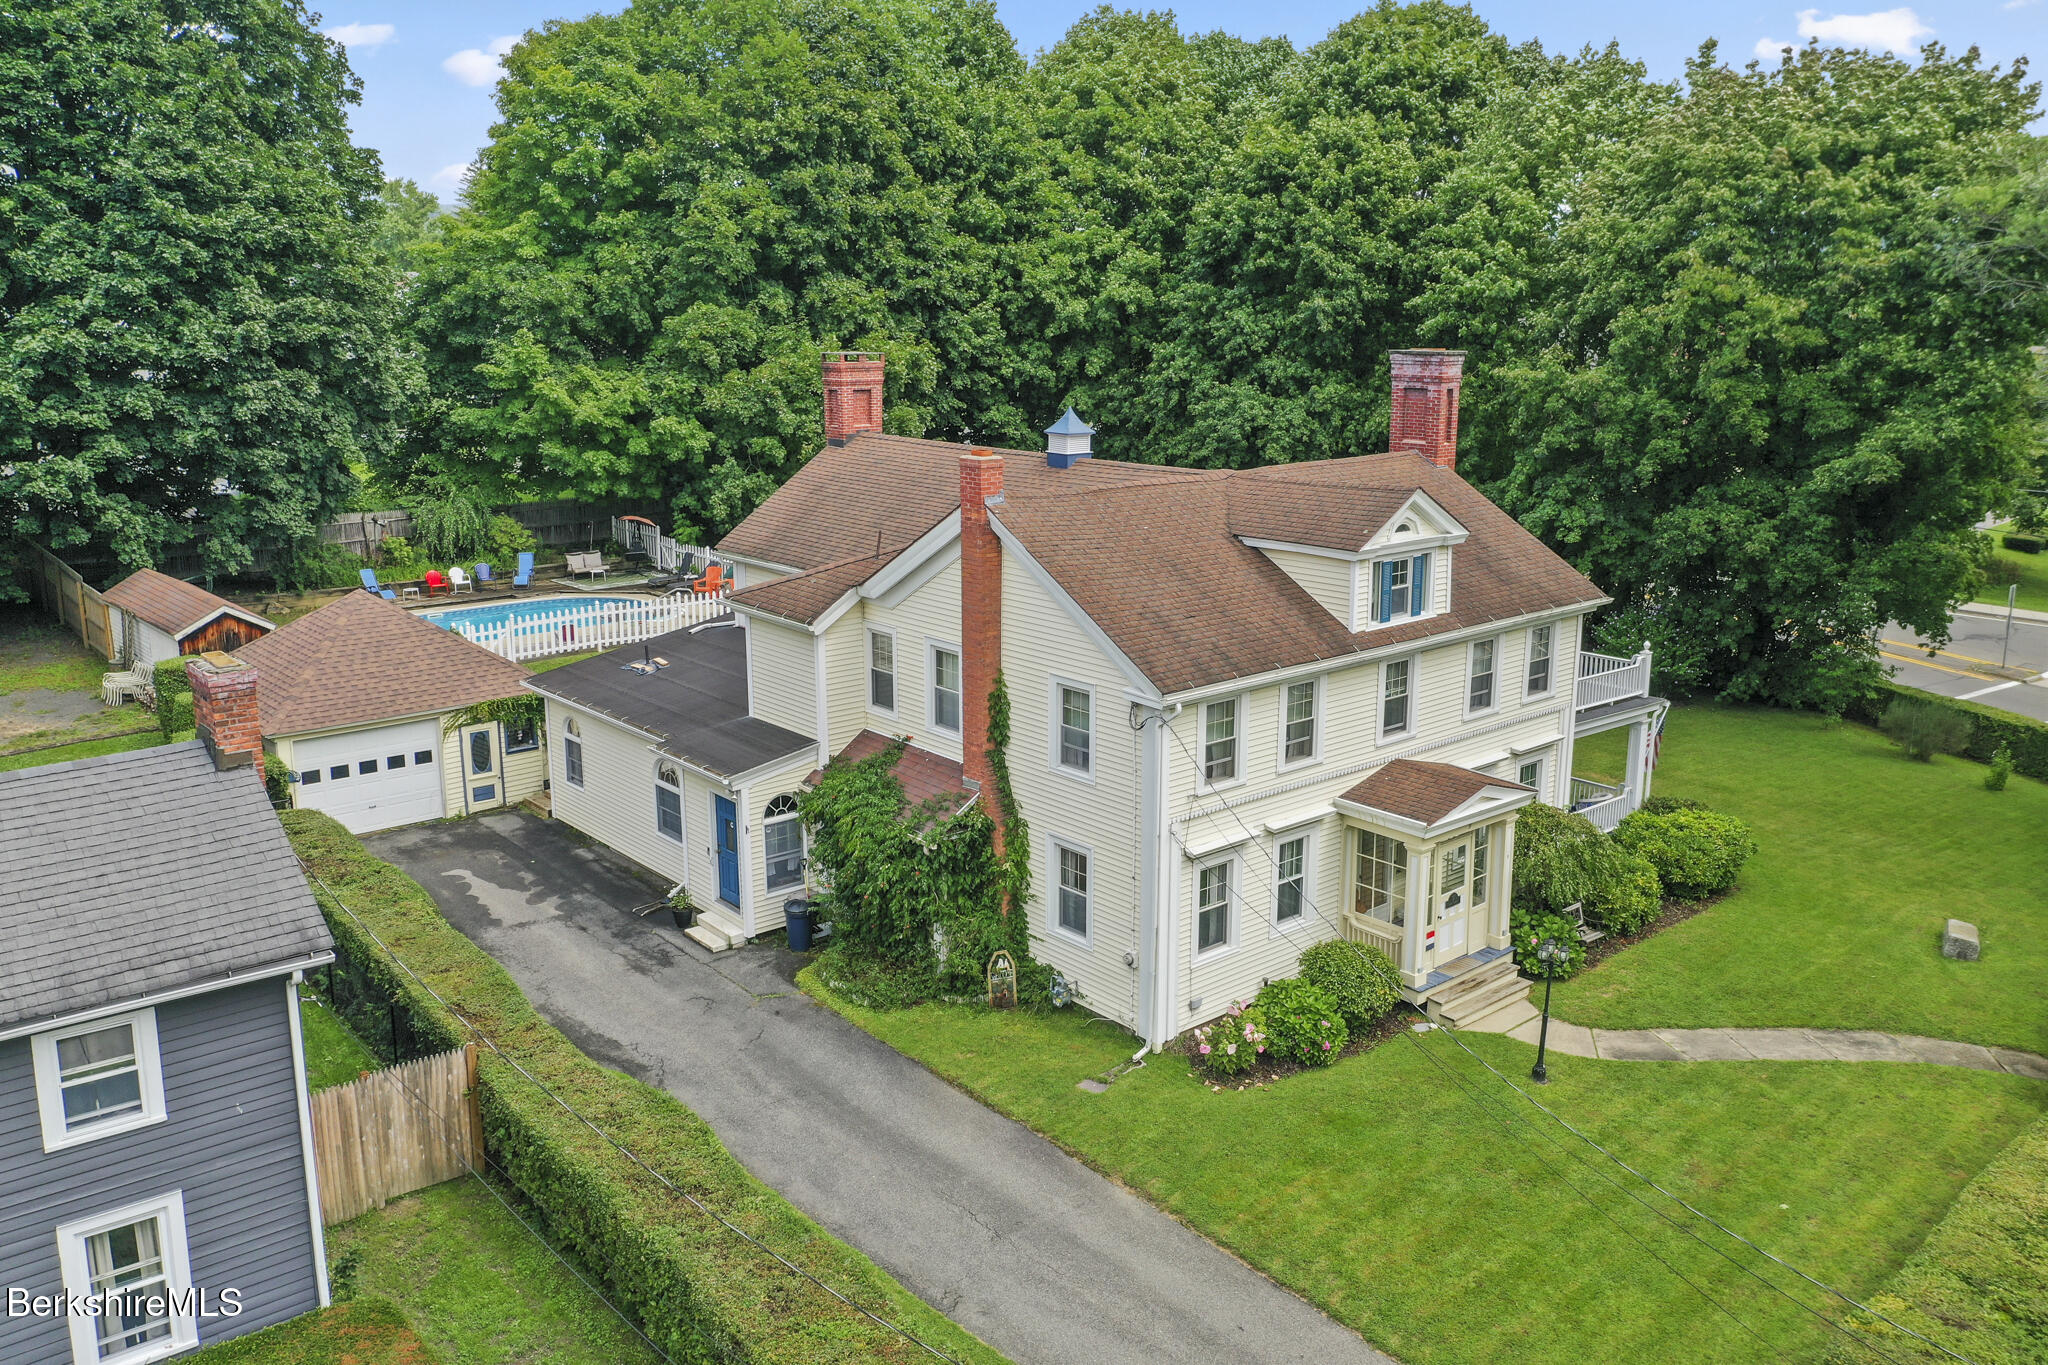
[103,568,272,670]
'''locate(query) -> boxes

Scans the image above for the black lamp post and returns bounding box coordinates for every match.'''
[1530,936,1560,1085]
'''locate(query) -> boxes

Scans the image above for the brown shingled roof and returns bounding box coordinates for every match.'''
[102,568,270,638]
[806,729,975,813]
[726,550,901,626]
[1338,759,1532,827]
[232,590,535,736]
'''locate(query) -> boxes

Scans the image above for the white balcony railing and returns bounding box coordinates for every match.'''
[1577,644,1652,710]
[1568,776,1630,831]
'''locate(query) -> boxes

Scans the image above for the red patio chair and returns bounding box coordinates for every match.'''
[424,569,449,597]
[691,564,726,596]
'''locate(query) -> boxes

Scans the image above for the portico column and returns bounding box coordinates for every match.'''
[1488,815,1517,950]
[1623,718,1648,812]
[1402,842,1433,989]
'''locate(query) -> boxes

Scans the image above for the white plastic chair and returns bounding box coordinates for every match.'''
[448,565,474,593]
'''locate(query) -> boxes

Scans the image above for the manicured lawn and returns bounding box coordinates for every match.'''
[0,727,161,771]
[809,976,2045,1365]
[1552,706,2048,1051]
[1572,724,1629,785]
[1975,541,2048,613]
[299,987,383,1090]
[330,1179,662,1365]
[186,1297,440,1363]
[0,606,109,693]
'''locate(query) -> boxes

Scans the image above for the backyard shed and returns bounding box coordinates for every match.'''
[231,591,546,833]
[102,567,272,670]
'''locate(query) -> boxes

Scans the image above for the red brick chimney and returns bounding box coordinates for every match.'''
[186,651,264,775]
[822,351,885,446]
[959,447,1006,867]
[1390,349,1465,470]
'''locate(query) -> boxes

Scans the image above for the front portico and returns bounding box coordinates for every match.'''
[1332,759,1537,1008]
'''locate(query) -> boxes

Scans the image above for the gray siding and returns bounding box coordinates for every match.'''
[0,980,321,1362]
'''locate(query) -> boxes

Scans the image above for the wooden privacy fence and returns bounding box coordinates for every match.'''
[24,544,115,661]
[311,1044,482,1224]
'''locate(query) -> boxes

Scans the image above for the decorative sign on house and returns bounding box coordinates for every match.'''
[986,950,1018,1010]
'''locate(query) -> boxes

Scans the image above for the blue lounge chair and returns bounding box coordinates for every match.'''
[513,551,535,590]
[359,568,397,600]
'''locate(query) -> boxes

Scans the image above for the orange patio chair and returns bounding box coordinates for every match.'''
[692,564,726,596]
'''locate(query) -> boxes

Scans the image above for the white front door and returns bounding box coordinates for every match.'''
[1437,836,1473,959]
[291,721,444,833]
[459,724,505,814]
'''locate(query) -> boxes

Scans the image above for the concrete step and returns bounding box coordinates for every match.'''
[686,908,746,953]
[1430,967,1530,1027]
[1457,995,1540,1035]
[684,923,733,953]
[1425,955,1516,1012]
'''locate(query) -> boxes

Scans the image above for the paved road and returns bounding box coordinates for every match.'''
[368,812,1391,1365]
[1881,606,2048,723]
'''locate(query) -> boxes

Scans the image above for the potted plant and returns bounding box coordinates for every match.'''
[668,886,697,931]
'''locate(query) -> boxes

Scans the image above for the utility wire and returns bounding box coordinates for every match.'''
[1156,722,1955,1365]
[299,860,967,1364]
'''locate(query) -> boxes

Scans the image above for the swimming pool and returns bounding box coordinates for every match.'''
[419,595,642,633]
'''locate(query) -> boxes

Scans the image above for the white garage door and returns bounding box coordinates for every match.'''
[291,720,444,834]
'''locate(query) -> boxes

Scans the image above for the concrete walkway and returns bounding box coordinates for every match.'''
[1494,1016,2048,1079]
[368,811,1391,1365]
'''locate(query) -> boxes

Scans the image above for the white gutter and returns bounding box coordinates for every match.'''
[0,952,336,1043]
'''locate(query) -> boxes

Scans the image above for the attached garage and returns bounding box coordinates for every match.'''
[289,721,444,833]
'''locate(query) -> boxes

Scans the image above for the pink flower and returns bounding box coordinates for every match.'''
[1244,1025,1254,1040]
[1322,1040,1333,1050]
[1199,1043,1211,1055]
[1226,1043,1237,1056]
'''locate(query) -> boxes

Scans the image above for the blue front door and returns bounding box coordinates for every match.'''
[713,795,740,905]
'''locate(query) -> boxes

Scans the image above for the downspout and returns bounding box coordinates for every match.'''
[1132,700,1183,1054]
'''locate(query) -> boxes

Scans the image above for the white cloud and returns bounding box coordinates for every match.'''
[1794,7,1933,52]
[1755,37,1792,60]
[430,162,474,190]
[324,22,394,48]
[442,35,518,87]
[2003,0,2037,11]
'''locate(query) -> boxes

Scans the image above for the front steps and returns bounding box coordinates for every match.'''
[1424,954,1531,1030]
[684,906,747,953]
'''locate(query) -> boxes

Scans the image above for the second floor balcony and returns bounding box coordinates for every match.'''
[1577,643,1653,710]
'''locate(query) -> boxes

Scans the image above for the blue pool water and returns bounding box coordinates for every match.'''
[420,595,640,633]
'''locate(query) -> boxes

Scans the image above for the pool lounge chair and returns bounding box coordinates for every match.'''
[513,552,534,590]
[448,565,473,593]
[359,568,397,600]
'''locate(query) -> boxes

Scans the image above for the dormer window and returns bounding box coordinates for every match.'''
[1370,552,1431,625]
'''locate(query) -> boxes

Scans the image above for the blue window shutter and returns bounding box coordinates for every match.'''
[1411,553,1430,617]
[1376,561,1393,623]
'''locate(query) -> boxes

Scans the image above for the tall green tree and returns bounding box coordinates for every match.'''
[0,0,409,585]
[375,177,446,275]
[402,0,1047,539]
[1487,43,2045,709]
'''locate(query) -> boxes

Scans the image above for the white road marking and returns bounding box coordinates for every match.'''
[1956,680,2021,700]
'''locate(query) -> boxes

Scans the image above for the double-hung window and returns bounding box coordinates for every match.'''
[1468,638,1498,713]
[655,762,684,843]
[1202,698,1239,784]
[1282,680,1318,765]
[930,644,962,733]
[56,1194,197,1362]
[868,630,896,713]
[1472,824,1492,909]
[1275,835,1308,924]
[1526,624,1554,698]
[1055,843,1090,940]
[563,718,584,788]
[1196,861,1232,953]
[1371,552,1432,624]
[505,718,540,753]
[1380,659,1412,738]
[1056,684,1092,775]
[31,1009,167,1151]
[763,793,804,890]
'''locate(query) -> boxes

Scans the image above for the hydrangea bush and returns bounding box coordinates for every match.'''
[1191,1001,1267,1078]
[1254,977,1349,1066]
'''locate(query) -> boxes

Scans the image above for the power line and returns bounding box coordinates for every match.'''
[1155,722,1957,1365]
[299,860,967,1364]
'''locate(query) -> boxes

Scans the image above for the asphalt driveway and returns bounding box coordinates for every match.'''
[368,811,1391,1365]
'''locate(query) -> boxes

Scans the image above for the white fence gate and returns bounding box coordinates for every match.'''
[455,592,731,663]
[611,516,708,573]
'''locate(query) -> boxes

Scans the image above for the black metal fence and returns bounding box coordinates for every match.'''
[316,950,443,1066]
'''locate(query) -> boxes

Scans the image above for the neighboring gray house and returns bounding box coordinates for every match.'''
[0,740,336,1364]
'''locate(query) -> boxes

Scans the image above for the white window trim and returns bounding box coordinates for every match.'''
[32,1008,168,1153]
[654,759,685,845]
[1377,655,1419,743]
[1268,828,1316,939]
[866,626,898,719]
[1516,753,1548,801]
[1048,676,1096,784]
[762,794,806,893]
[1275,675,1324,772]
[1192,855,1240,962]
[1524,623,1557,701]
[1360,549,1440,631]
[1195,692,1249,794]
[925,637,963,737]
[55,1190,198,1364]
[1464,635,1503,720]
[1048,836,1094,947]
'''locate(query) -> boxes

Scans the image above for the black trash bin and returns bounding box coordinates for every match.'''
[784,899,814,952]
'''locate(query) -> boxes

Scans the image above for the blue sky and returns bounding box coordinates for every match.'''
[321,1,2043,196]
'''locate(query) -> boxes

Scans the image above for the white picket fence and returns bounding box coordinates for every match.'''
[454,591,730,663]
[611,516,706,573]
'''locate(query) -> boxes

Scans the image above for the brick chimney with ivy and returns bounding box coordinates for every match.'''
[959,446,1005,854]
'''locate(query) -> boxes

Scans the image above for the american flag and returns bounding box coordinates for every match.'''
[1651,711,1667,769]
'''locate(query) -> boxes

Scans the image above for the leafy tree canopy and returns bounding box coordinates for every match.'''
[374,177,447,275]
[0,0,411,586]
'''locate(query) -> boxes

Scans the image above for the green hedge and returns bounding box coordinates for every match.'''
[2003,533,2042,554]
[1830,1112,2048,1363]
[1847,682,2048,783]
[153,657,193,743]
[281,811,1001,1365]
